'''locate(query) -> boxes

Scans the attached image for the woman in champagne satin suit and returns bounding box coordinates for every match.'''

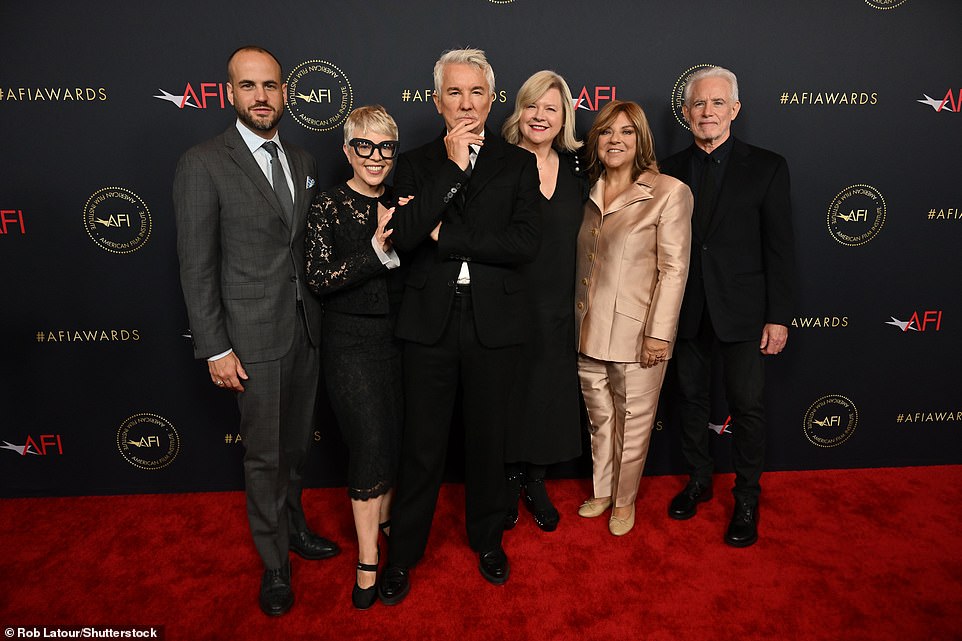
[574,100,692,536]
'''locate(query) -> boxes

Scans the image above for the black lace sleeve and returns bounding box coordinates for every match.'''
[305,186,386,297]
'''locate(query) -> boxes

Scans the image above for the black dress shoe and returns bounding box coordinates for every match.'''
[479,548,510,585]
[504,471,523,530]
[724,498,759,547]
[259,562,293,616]
[289,529,340,560]
[523,478,559,532]
[352,558,379,610]
[378,565,410,605]
[668,479,713,520]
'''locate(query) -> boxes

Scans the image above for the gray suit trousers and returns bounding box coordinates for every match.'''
[236,307,319,569]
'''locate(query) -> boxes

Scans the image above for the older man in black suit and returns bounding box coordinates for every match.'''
[378,48,541,605]
[174,45,339,616]
[660,66,796,547]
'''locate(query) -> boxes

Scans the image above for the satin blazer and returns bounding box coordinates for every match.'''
[575,169,692,362]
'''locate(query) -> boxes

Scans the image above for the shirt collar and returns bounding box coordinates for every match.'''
[693,134,733,162]
[235,119,283,155]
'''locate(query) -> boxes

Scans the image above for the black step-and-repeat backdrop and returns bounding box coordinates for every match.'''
[2,0,960,497]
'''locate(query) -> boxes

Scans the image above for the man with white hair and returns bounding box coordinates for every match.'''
[660,66,796,547]
[378,48,541,604]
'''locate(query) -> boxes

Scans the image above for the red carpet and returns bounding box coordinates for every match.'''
[2,467,961,641]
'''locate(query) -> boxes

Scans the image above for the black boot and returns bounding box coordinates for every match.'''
[523,470,559,532]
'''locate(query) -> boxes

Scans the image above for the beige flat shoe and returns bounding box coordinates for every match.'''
[578,496,612,518]
[608,507,635,536]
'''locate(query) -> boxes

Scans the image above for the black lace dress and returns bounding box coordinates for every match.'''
[305,183,403,500]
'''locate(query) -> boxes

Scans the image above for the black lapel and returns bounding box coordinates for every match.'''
[464,128,505,205]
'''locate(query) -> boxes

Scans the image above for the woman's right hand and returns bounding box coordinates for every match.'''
[376,202,395,252]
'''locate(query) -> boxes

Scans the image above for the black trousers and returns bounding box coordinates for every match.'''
[389,292,519,567]
[674,309,767,502]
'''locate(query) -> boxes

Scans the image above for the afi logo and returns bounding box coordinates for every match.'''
[812,416,841,427]
[94,213,131,228]
[154,82,228,109]
[886,310,943,332]
[835,209,868,222]
[127,436,162,448]
[294,88,332,103]
[917,89,961,113]
[573,85,617,111]
[1,209,25,235]
[1,435,63,456]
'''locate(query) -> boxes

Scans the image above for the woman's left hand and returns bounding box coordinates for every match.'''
[641,336,669,368]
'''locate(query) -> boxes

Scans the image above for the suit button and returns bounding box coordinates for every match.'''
[587,252,594,261]
[702,244,708,250]
[577,301,585,310]
[591,228,599,236]
[581,278,589,285]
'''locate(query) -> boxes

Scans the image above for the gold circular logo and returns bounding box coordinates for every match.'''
[802,395,858,448]
[83,187,151,254]
[286,59,353,132]
[827,184,885,246]
[671,63,717,130]
[117,413,180,470]
[864,0,909,10]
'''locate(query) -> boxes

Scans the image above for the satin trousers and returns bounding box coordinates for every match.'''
[578,354,667,508]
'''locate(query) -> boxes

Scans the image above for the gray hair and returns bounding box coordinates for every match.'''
[683,66,739,104]
[433,48,496,96]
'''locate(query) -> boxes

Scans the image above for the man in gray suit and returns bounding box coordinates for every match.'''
[174,45,338,617]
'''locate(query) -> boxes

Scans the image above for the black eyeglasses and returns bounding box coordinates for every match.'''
[348,138,400,159]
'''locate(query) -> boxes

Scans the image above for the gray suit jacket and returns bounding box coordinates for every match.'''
[174,125,320,363]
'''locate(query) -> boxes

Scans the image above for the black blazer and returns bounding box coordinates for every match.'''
[660,138,795,343]
[388,130,541,348]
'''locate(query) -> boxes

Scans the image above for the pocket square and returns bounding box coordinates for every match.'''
[306,176,316,189]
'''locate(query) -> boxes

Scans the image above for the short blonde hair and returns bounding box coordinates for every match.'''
[343,105,398,144]
[502,70,582,153]
[433,48,495,96]
[585,100,658,184]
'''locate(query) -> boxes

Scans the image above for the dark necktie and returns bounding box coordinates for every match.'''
[693,154,718,237]
[261,141,294,226]
[464,146,478,177]
[457,147,478,210]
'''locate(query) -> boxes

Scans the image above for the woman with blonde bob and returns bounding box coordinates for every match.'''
[574,100,692,535]
[501,71,586,532]
[305,105,406,608]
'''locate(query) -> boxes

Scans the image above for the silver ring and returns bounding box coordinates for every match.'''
[216,380,224,386]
